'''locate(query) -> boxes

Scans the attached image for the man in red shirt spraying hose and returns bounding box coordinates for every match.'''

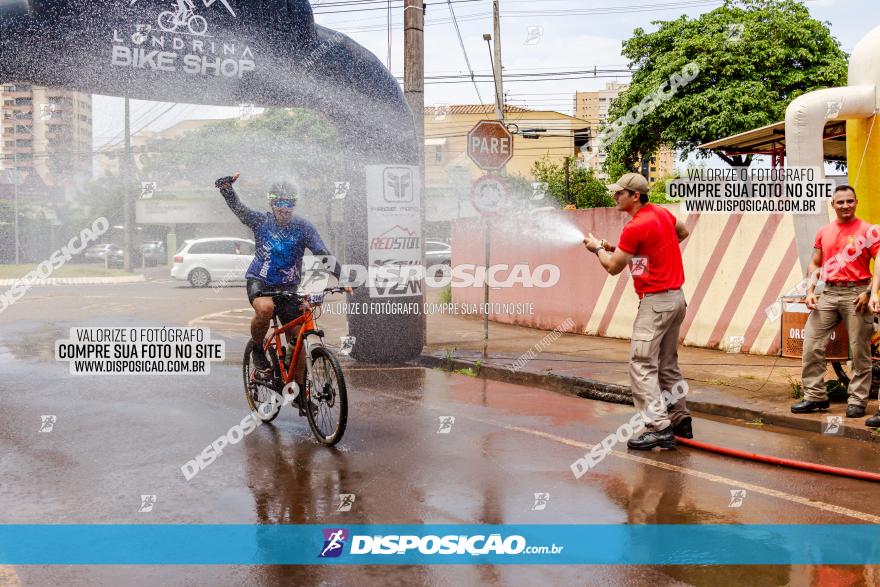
[794,185,879,420]
[583,173,691,450]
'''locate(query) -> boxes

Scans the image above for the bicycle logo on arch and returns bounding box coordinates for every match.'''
[130,0,237,37]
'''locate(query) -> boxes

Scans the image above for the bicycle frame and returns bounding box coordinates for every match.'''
[263,304,319,387]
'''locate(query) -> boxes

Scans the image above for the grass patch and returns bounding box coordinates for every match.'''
[452,360,482,378]
[438,284,452,304]
[442,347,456,371]
[747,417,764,426]
[0,264,132,279]
[785,374,804,400]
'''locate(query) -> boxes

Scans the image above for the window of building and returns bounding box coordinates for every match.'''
[16,139,32,147]
[15,125,32,134]
[14,97,32,106]
[3,100,13,106]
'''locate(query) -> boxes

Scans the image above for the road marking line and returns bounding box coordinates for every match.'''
[188,308,253,326]
[200,315,253,322]
[373,389,880,524]
[191,320,253,328]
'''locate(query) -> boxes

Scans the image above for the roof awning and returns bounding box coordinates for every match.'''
[698,120,847,161]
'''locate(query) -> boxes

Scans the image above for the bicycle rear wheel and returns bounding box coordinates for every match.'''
[243,340,283,423]
[305,346,348,445]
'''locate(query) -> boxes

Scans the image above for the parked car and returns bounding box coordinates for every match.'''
[82,244,115,264]
[170,238,256,287]
[425,240,452,266]
[139,243,166,266]
[106,245,142,268]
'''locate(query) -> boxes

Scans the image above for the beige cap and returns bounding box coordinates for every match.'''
[607,173,649,194]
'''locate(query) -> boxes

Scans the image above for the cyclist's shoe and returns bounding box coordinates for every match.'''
[296,388,318,419]
[251,344,273,382]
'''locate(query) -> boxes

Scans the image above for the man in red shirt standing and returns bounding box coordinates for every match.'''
[583,173,691,450]
[793,185,879,419]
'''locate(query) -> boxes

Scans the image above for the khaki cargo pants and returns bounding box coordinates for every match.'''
[802,284,873,407]
[630,289,690,432]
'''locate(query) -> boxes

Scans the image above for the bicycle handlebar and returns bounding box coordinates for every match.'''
[262,287,349,298]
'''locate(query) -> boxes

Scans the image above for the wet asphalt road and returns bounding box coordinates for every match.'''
[2,278,880,585]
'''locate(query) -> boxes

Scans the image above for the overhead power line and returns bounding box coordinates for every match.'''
[446,0,485,106]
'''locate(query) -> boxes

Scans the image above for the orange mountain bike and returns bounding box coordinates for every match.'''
[243,287,348,445]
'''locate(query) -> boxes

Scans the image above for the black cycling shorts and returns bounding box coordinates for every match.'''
[246,279,303,324]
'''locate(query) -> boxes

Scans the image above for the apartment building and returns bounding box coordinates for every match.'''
[0,83,93,189]
[574,82,676,181]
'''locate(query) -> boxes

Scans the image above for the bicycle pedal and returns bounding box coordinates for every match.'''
[250,369,274,386]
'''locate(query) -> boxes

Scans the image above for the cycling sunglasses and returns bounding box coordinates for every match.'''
[267,194,296,208]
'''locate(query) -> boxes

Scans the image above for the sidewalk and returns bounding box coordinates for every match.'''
[419,310,880,443]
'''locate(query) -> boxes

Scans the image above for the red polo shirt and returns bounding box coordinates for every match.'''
[617,204,685,296]
[814,218,880,283]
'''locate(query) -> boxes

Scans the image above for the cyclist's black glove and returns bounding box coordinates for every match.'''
[215,176,236,189]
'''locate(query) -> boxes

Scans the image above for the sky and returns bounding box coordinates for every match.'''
[92,0,876,152]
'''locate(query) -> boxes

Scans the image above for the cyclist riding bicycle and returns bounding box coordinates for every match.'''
[215,174,349,384]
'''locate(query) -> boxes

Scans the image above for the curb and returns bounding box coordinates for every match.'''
[0,275,145,286]
[417,353,880,444]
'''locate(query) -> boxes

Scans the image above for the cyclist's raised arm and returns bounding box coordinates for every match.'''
[215,176,262,230]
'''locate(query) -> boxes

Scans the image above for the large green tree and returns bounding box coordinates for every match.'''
[603,0,848,176]
[531,157,614,209]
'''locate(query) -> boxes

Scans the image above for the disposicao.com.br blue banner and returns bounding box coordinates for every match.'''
[1,525,879,565]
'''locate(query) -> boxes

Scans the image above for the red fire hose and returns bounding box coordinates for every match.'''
[675,436,880,483]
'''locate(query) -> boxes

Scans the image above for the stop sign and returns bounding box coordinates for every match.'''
[467,120,514,170]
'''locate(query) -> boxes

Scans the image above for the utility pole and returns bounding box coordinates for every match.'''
[492,0,504,122]
[122,97,132,272]
[479,1,505,357]
[404,0,426,345]
[404,0,425,166]
[12,111,19,264]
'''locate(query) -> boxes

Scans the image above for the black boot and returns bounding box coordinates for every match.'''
[673,416,693,439]
[866,412,880,428]
[791,400,830,414]
[627,427,676,451]
[846,405,866,418]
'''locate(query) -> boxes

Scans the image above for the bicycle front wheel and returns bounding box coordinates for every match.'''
[305,346,348,445]
[188,15,208,35]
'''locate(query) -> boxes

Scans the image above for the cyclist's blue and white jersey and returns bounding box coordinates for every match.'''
[220,186,336,287]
